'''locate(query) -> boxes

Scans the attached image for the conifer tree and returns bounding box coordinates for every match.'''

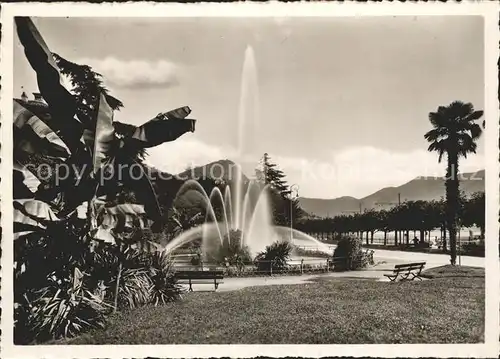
[255,153,288,196]
[255,153,304,226]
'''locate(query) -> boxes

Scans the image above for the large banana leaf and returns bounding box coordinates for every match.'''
[14,100,70,159]
[165,106,191,119]
[34,147,95,215]
[15,17,82,149]
[126,106,196,149]
[120,158,164,231]
[13,161,41,199]
[14,199,59,223]
[13,199,59,239]
[97,203,147,231]
[81,93,116,174]
[91,226,116,244]
[90,203,147,245]
[75,202,88,220]
[104,203,146,216]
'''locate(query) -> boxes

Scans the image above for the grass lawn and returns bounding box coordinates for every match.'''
[62,265,484,344]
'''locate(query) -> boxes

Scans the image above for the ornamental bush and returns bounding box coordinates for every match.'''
[332,236,366,271]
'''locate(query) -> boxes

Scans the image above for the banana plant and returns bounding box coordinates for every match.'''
[14,17,196,242]
[14,17,197,338]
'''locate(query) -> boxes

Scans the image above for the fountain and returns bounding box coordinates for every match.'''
[163,45,332,261]
[164,178,331,259]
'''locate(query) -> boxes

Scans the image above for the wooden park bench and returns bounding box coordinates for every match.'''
[384,262,426,282]
[175,270,224,292]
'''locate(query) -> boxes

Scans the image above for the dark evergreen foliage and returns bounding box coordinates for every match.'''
[255,153,305,226]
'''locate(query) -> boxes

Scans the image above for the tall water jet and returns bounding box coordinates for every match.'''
[274,226,334,255]
[233,164,243,231]
[234,46,259,231]
[240,179,256,243]
[245,185,275,257]
[224,186,233,229]
[164,222,217,254]
[209,187,231,243]
[174,179,223,244]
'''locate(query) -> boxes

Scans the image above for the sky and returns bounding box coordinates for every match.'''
[14,16,485,199]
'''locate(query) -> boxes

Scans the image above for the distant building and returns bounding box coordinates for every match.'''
[32,92,45,103]
[18,90,47,104]
[15,90,50,121]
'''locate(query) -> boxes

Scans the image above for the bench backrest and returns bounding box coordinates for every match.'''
[394,262,426,272]
[175,270,224,279]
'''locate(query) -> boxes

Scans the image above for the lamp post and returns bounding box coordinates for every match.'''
[290,184,299,243]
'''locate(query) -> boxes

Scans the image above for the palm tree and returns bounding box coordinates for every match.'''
[424,101,483,265]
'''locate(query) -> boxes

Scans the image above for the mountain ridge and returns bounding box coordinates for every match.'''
[299,169,485,217]
[145,159,484,219]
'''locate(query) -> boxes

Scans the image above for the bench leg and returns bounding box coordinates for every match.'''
[215,282,219,290]
[400,272,412,281]
[412,273,423,281]
[403,272,423,281]
[409,272,418,281]
[189,279,193,292]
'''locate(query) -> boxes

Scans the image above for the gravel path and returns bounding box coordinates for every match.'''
[181,249,483,292]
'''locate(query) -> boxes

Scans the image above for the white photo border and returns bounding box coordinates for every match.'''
[1,2,499,358]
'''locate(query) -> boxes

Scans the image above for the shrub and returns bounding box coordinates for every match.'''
[26,276,108,343]
[255,241,293,274]
[14,223,183,343]
[190,254,202,266]
[210,230,253,267]
[106,247,183,310]
[15,253,109,344]
[293,246,331,258]
[117,266,152,309]
[14,221,109,344]
[332,237,366,271]
[144,251,184,305]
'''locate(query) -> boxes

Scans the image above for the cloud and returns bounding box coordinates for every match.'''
[76,57,181,89]
[145,137,237,175]
[145,140,484,199]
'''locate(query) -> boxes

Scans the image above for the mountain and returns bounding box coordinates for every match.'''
[176,159,249,184]
[149,159,250,214]
[148,158,484,219]
[298,196,360,218]
[299,170,485,217]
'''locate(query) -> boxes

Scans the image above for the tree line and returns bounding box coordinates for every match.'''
[297,192,484,251]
